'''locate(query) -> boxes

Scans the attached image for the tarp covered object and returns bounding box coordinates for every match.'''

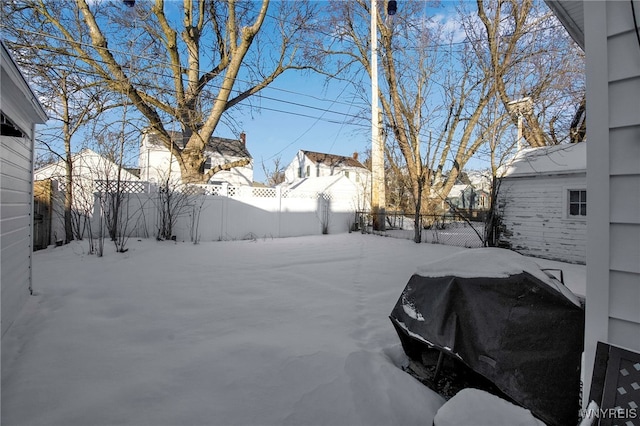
[389,248,584,426]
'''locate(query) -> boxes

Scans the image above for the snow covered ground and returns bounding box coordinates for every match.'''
[1,234,585,425]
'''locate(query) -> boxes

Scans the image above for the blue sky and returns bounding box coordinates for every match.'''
[212,1,475,184]
[32,1,493,184]
[220,69,372,183]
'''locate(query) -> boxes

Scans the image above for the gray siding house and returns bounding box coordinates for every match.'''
[546,0,640,401]
[498,143,587,264]
[1,41,48,337]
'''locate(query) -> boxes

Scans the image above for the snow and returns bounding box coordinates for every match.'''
[415,247,583,306]
[1,234,584,425]
[433,388,546,426]
[401,295,425,321]
[500,143,586,178]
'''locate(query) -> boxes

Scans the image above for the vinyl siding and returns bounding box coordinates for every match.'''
[1,135,33,337]
[605,0,640,352]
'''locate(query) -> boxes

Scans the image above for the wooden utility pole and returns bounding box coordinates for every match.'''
[371,0,386,231]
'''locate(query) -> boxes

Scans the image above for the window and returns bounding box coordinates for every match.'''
[306,165,310,177]
[344,171,350,178]
[568,190,586,217]
[1,112,25,137]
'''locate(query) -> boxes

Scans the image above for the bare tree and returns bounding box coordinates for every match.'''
[5,0,326,184]
[261,156,286,187]
[155,174,194,241]
[323,0,495,241]
[321,0,583,243]
[3,37,114,243]
[469,0,585,147]
[91,129,139,251]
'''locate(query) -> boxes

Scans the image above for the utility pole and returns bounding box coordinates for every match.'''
[507,97,533,152]
[371,0,386,231]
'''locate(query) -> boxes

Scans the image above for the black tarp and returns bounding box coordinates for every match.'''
[389,250,584,426]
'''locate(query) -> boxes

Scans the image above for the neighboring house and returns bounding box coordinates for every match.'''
[283,150,370,186]
[139,129,253,186]
[446,184,490,212]
[282,150,371,212]
[497,143,587,264]
[465,170,492,191]
[1,41,48,337]
[285,175,369,212]
[546,0,640,401]
[34,148,142,214]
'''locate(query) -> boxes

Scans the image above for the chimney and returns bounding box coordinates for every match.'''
[353,152,359,161]
[240,132,246,145]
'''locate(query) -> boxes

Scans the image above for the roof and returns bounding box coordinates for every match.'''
[447,184,468,198]
[145,130,251,159]
[302,150,366,169]
[34,148,140,180]
[286,175,357,194]
[501,142,586,178]
[207,136,251,159]
[544,0,584,49]
[1,40,48,124]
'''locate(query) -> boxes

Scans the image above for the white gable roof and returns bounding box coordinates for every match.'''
[286,175,357,194]
[447,184,467,198]
[35,148,140,182]
[501,143,586,178]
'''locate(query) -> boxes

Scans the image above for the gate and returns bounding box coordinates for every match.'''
[33,179,52,250]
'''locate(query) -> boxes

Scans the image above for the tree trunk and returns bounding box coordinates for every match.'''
[63,125,74,243]
[413,177,424,243]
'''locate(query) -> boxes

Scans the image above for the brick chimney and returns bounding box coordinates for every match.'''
[353,152,359,161]
[240,132,246,145]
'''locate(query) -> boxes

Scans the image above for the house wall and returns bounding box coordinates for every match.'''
[1,136,35,337]
[284,151,310,182]
[283,151,370,186]
[583,0,640,401]
[287,176,370,212]
[498,173,587,264]
[140,135,253,186]
[207,163,253,186]
[1,43,47,338]
[35,150,141,216]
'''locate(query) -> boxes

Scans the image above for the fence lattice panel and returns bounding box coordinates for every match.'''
[94,180,147,193]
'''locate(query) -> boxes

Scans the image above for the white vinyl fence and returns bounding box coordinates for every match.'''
[48,182,360,244]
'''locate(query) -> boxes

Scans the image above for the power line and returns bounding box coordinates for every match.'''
[2,5,580,168]
[265,70,362,162]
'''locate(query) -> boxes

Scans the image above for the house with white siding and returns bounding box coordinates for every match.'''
[1,41,48,337]
[139,129,253,187]
[281,150,371,212]
[283,150,370,186]
[498,142,587,264]
[34,148,142,215]
[546,0,640,404]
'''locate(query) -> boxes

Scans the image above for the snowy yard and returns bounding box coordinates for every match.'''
[1,234,585,425]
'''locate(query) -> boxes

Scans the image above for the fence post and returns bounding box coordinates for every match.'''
[276,186,282,238]
[221,182,229,197]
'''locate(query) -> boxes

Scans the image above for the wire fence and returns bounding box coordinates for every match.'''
[353,211,487,248]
